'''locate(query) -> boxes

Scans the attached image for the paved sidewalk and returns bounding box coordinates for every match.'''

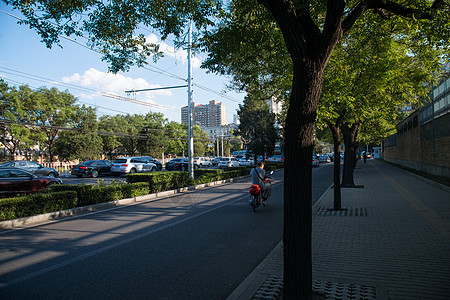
[229,160,450,299]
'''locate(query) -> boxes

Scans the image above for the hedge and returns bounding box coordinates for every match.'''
[50,182,150,206]
[0,191,77,221]
[127,171,194,193]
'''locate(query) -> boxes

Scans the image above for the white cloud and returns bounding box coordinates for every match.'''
[146,34,202,68]
[62,68,172,101]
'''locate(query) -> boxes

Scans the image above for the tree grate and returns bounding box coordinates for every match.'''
[252,277,377,300]
[315,207,368,217]
[313,280,377,300]
[252,275,283,300]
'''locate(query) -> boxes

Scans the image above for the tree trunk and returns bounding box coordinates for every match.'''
[283,61,324,299]
[327,121,342,210]
[341,122,359,187]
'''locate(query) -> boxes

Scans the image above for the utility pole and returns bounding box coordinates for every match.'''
[216,135,219,157]
[187,20,194,179]
[221,134,224,157]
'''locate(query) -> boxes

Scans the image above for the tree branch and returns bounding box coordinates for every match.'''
[257,0,308,60]
[320,0,346,56]
[293,1,321,45]
[342,2,369,33]
[343,0,443,34]
[369,0,435,19]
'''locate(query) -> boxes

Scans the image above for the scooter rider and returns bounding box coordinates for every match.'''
[250,161,272,204]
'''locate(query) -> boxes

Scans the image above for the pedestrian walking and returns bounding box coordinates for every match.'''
[363,151,367,164]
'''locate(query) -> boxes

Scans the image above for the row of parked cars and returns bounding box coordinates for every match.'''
[0,154,285,197]
[0,160,63,198]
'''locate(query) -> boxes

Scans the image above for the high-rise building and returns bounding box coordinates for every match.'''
[181,100,226,127]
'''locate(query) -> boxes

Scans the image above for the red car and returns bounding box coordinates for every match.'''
[0,167,63,198]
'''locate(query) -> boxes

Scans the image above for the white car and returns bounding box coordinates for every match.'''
[212,157,222,166]
[319,155,331,163]
[267,155,284,163]
[111,157,157,176]
[239,158,254,166]
[194,157,212,168]
[218,157,240,168]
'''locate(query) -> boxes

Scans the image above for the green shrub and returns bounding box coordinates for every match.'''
[50,182,152,206]
[121,182,150,198]
[0,191,77,221]
[126,171,194,193]
[50,184,95,206]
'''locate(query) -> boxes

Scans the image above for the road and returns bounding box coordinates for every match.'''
[0,164,334,299]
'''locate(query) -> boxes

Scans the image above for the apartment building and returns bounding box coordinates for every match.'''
[181,100,226,127]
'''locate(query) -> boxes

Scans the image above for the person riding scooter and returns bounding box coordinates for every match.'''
[250,161,272,204]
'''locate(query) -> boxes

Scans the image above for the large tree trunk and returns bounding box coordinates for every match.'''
[255,2,346,298]
[327,120,342,210]
[283,60,324,299]
[341,122,359,187]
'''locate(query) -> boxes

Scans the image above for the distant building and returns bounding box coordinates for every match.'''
[201,123,238,141]
[181,100,226,127]
[267,96,282,116]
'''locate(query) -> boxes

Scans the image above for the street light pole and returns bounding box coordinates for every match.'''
[187,20,194,179]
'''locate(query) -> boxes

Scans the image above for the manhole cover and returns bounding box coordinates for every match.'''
[315,207,368,217]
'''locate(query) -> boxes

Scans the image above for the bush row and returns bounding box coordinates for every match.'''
[50,181,150,206]
[1,163,284,222]
[0,191,77,221]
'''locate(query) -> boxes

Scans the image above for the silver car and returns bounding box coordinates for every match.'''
[218,157,240,168]
[111,157,157,177]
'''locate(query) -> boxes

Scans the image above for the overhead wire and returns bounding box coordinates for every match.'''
[0,67,179,112]
[1,9,243,118]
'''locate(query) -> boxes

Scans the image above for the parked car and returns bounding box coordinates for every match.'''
[194,157,212,168]
[319,155,331,163]
[0,167,63,198]
[239,158,254,166]
[218,157,240,168]
[0,160,59,177]
[111,157,157,176]
[312,156,319,167]
[212,157,222,166]
[267,155,284,163]
[165,158,189,171]
[71,160,112,178]
[141,156,163,171]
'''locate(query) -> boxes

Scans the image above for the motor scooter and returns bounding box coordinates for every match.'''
[249,171,273,212]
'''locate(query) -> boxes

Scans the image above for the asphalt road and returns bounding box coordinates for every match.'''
[0,164,333,299]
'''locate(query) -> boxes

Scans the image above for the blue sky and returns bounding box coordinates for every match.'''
[0,3,244,124]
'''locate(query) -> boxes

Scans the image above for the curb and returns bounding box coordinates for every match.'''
[0,174,255,231]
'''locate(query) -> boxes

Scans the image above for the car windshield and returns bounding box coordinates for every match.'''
[220,158,229,161]
[0,161,12,166]
[113,159,127,163]
[79,161,95,166]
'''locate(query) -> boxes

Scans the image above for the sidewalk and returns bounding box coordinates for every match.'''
[229,159,450,299]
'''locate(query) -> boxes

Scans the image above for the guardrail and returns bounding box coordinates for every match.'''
[42,162,76,176]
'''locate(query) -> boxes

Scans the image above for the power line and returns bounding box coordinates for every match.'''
[0,67,179,112]
[1,9,243,111]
